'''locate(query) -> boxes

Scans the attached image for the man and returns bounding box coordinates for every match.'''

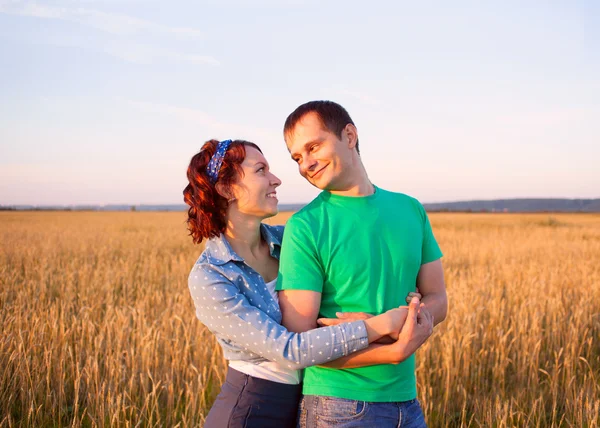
[275,100,448,427]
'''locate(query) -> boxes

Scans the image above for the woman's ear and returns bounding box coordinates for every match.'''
[215,182,232,200]
[216,181,238,204]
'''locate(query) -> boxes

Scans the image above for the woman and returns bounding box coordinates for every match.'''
[184,139,417,428]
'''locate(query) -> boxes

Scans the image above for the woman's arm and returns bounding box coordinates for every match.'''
[319,298,434,369]
[188,264,407,369]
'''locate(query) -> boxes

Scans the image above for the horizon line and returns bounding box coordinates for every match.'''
[1,196,600,208]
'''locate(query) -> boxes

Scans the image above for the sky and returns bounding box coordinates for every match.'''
[1,0,599,205]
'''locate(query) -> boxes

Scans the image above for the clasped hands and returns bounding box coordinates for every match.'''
[316,289,434,363]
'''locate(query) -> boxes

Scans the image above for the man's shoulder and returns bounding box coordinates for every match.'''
[288,194,326,223]
[377,187,421,207]
[375,187,428,223]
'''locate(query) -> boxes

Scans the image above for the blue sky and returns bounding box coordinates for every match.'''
[1,0,598,205]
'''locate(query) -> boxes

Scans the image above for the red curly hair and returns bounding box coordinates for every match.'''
[183,139,262,244]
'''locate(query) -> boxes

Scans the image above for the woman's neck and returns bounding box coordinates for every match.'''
[224,210,264,259]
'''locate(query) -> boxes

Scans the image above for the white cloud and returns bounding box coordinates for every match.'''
[493,106,597,127]
[165,52,220,66]
[121,98,280,142]
[337,88,380,106]
[123,98,226,128]
[103,43,220,65]
[0,1,204,39]
[0,1,219,65]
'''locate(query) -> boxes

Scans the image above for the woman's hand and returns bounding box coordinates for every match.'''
[317,305,411,343]
[406,287,422,304]
[316,311,373,326]
[317,287,422,327]
[384,306,409,340]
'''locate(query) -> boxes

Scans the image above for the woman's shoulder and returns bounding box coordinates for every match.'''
[188,248,254,289]
[188,252,237,288]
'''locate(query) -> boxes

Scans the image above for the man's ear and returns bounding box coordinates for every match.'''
[344,123,358,150]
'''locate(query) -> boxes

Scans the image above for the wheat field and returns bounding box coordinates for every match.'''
[1,211,599,427]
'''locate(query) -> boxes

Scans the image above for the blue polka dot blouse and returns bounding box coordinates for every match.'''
[188,224,369,369]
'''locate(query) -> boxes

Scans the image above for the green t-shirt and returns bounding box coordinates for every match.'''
[276,185,442,402]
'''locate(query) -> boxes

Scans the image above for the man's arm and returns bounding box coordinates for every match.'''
[320,343,393,368]
[415,198,447,326]
[321,298,434,368]
[276,215,326,333]
[278,290,321,333]
[417,259,447,326]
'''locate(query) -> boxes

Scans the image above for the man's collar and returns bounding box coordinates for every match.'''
[204,223,282,266]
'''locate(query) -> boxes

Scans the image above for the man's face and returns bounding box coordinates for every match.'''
[286,112,354,191]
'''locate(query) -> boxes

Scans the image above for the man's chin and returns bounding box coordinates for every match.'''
[309,180,328,191]
[307,175,331,191]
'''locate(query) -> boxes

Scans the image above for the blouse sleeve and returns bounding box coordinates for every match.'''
[188,264,368,369]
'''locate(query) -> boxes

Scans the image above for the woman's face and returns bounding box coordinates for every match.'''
[228,146,282,218]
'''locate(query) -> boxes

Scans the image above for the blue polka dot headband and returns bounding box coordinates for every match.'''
[206,139,232,184]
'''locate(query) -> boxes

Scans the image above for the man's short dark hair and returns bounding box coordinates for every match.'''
[283,100,360,154]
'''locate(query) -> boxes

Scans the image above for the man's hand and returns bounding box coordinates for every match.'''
[388,296,434,362]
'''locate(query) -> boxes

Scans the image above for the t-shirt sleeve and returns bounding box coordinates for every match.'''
[276,214,325,292]
[418,201,443,264]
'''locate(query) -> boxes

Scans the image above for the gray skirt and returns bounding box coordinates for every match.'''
[204,367,302,428]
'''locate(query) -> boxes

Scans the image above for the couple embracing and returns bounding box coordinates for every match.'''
[184,100,448,428]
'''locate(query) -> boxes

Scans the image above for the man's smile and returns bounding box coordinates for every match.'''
[310,164,328,180]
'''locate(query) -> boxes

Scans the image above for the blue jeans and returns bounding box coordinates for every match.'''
[297,395,427,428]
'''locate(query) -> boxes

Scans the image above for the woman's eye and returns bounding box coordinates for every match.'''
[257,167,265,172]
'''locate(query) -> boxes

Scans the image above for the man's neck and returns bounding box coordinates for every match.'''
[328,161,374,197]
